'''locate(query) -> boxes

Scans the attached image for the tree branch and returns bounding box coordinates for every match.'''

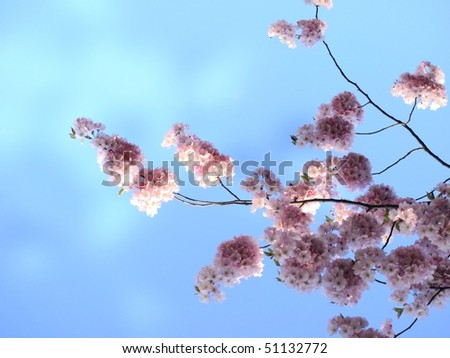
[322,40,450,169]
[381,221,397,250]
[394,288,446,338]
[218,177,241,200]
[355,123,400,136]
[372,147,424,176]
[415,176,450,201]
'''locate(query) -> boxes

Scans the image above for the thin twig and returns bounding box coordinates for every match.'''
[218,177,241,200]
[415,176,450,201]
[356,123,400,136]
[406,98,418,124]
[394,288,445,338]
[322,40,450,169]
[375,279,387,285]
[173,193,400,210]
[372,147,424,176]
[381,221,397,250]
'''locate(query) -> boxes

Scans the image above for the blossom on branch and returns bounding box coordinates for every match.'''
[268,20,298,49]
[130,168,179,217]
[162,123,234,187]
[297,19,327,47]
[305,0,333,10]
[195,235,263,303]
[328,316,394,338]
[391,61,448,110]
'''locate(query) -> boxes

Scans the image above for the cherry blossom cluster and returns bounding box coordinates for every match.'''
[305,0,333,9]
[195,235,263,303]
[294,92,364,152]
[71,117,178,217]
[162,123,234,187]
[130,168,179,217]
[392,61,448,110]
[240,168,282,212]
[268,18,327,49]
[328,316,394,338]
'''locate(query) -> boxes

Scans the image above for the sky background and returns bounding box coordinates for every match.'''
[0,0,449,337]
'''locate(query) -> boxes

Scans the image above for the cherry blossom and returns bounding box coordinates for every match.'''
[305,0,333,10]
[297,19,327,47]
[392,61,448,110]
[195,235,263,303]
[162,123,234,187]
[268,20,297,49]
[130,168,179,217]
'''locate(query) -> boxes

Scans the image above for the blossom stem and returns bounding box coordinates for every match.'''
[218,177,241,200]
[173,192,400,210]
[406,98,418,124]
[415,176,450,200]
[381,221,397,250]
[372,147,424,176]
[355,123,400,136]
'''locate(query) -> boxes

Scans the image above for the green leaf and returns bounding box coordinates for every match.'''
[383,208,391,224]
[276,277,284,282]
[273,259,280,267]
[194,286,200,293]
[426,192,435,200]
[263,250,273,258]
[69,133,76,139]
[290,135,298,145]
[118,188,125,196]
[395,221,400,231]
[325,215,334,223]
[393,307,404,319]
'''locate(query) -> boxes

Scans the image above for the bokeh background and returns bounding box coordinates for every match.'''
[0,0,449,337]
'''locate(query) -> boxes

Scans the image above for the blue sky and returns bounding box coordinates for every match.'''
[0,0,449,337]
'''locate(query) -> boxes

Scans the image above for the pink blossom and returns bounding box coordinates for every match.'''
[388,201,418,235]
[380,245,437,289]
[305,0,333,9]
[392,61,448,110]
[353,247,385,283]
[214,235,263,287]
[195,235,263,303]
[92,133,145,189]
[297,19,327,47]
[336,152,372,191]
[130,168,178,217]
[264,199,313,233]
[195,265,224,303]
[330,91,364,124]
[162,123,234,187]
[436,182,450,196]
[294,124,315,147]
[318,220,348,258]
[328,316,394,338]
[415,197,450,252]
[339,212,385,250]
[323,258,368,305]
[268,20,298,49]
[71,117,105,140]
[314,115,354,152]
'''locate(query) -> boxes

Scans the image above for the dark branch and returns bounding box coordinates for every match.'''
[372,147,423,176]
[394,288,445,338]
[406,98,418,124]
[415,176,450,201]
[356,123,400,136]
[218,177,241,201]
[322,40,450,169]
[381,221,397,250]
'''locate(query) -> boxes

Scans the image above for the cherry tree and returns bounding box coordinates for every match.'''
[70,0,449,338]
